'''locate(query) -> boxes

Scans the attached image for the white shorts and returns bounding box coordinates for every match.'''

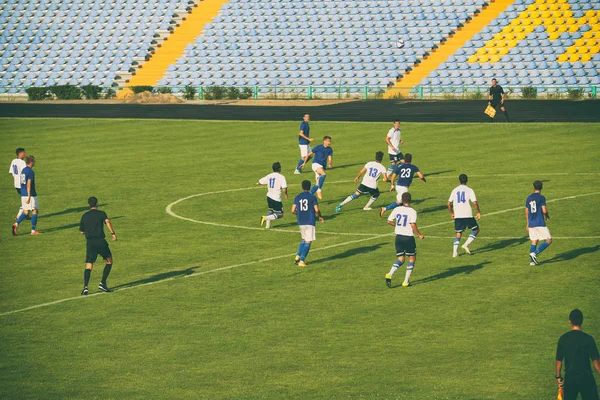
[299,225,316,242]
[395,186,409,203]
[299,144,311,158]
[21,196,39,211]
[529,227,551,241]
[312,162,325,182]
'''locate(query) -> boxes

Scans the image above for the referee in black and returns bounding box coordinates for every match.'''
[556,309,600,400]
[79,196,117,295]
[488,78,510,122]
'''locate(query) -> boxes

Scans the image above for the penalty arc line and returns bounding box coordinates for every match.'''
[1,191,599,318]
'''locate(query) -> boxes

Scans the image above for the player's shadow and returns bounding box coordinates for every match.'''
[475,237,529,254]
[273,213,340,227]
[333,162,367,170]
[40,204,108,219]
[544,245,600,264]
[419,204,449,214]
[396,261,490,287]
[113,266,202,290]
[311,243,386,265]
[424,169,455,177]
[41,215,124,233]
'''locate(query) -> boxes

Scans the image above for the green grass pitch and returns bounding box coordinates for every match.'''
[1,118,599,399]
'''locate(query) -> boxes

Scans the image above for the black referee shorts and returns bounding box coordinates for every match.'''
[490,102,506,110]
[564,375,598,400]
[86,238,112,264]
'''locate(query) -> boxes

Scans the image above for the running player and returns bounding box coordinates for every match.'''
[79,196,117,295]
[335,151,388,212]
[8,147,26,222]
[294,113,313,174]
[12,155,40,236]
[291,180,324,267]
[379,153,426,217]
[526,180,551,265]
[385,192,424,288]
[301,136,333,200]
[258,162,288,229]
[447,174,481,257]
[385,120,404,176]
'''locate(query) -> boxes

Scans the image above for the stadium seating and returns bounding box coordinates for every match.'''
[419,0,600,93]
[0,0,191,93]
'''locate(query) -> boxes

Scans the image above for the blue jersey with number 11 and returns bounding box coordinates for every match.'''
[526,192,546,227]
[294,192,318,226]
[393,163,419,187]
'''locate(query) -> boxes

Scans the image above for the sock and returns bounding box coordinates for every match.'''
[317,174,327,189]
[453,238,460,253]
[300,242,311,261]
[388,260,403,276]
[296,159,304,170]
[297,241,306,257]
[365,197,377,208]
[265,213,280,221]
[387,164,395,176]
[503,110,509,121]
[16,207,24,219]
[310,185,318,194]
[16,212,27,226]
[101,264,112,285]
[529,244,537,261]
[31,213,38,231]
[464,231,477,246]
[404,262,415,282]
[385,202,398,211]
[340,193,359,206]
[535,241,551,255]
[84,269,91,287]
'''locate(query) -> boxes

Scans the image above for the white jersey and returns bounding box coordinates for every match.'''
[259,172,287,202]
[9,158,26,189]
[386,127,401,155]
[388,205,417,236]
[448,185,477,218]
[361,161,387,189]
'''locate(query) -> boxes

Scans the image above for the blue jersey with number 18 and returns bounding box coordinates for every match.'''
[294,191,318,226]
[393,163,419,187]
[526,193,546,227]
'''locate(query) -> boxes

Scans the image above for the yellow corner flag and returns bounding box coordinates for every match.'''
[557,387,563,400]
[484,105,497,118]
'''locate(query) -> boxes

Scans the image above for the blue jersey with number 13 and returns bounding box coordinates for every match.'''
[294,192,318,226]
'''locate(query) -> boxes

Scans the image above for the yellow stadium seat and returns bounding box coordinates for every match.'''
[590,45,599,54]
[588,16,599,25]
[585,10,596,18]
[467,55,478,63]
[524,25,535,33]
[546,25,557,33]
[535,0,545,5]
[489,55,500,63]
[554,17,565,25]
[521,18,531,26]
[549,4,559,11]
[575,38,585,47]
[580,54,591,62]
[538,4,548,11]
[556,0,567,4]
[478,55,489,63]
[540,10,551,19]
[583,31,594,39]
[532,17,542,26]
[566,46,577,54]
[559,4,569,11]
[498,47,509,55]
[557,25,567,33]
[506,40,517,48]
[568,54,580,62]
[568,25,579,33]
[565,17,576,25]
[593,24,600,32]
[563,10,573,18]
[557,53,568,62]
[548,32,559,41]
[496,39,506,47]
[579,46,589,54]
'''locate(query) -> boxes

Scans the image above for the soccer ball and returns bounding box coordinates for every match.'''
[396,39,405,49]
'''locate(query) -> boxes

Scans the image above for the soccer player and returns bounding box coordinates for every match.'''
[12,155,40,236]
[447,174,481,257]
[385,120,404,176]
[300,136,333,200]
[8,147,26,222]
[526,180,552,265]
[555,309,600,400]
[258,162,288,229]
[488,78,510,122]
[291,180,324,267]
[379,153,426,217]
[336,151,388,212]
[79,196,117,295]
[385,192,424,288]
[294,113,313,174]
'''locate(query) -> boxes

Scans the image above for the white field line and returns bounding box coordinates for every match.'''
[1,191,598,318]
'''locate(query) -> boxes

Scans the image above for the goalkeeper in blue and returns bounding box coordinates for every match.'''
[335,151,388,212]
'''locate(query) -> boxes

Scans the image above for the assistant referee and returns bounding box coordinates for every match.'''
[556,309,600,400]
[488,78,510,122]
[79,196,117,295]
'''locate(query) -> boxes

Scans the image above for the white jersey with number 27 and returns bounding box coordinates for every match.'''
[259,172,287,202]
[361,161,387,189]
[448,185,477,218]
[388,205,417,236]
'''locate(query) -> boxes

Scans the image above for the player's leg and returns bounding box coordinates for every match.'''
[30,206,39,235]
[453,219,466,257]
[386,153,397,176]
[500,105,510,122]
[99,249,114,292]
[13,197,31,235]
[295,239,306,264]
[403,254,416,286]
[298,226,315,266]
[529,238,539,265]
[363,188,379,210]
[310,167,327,198]
[295,145,310,174]
[336,190,361,212]
[263,199,283,228]
[82,262,93,295]
[462,220,479,254]
[578,375,599,400]
[453,232,462,258]
[380,186,405,217]
[386,248,405,288]
[534,236,552,256]
[15,188,24,221]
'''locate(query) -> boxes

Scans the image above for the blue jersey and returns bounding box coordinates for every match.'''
[393,163,420,187]
[20,166,36,197]
[526,192,546,227]
[294,192,318,226]
[311,144,333,168]
[299,121,310,145]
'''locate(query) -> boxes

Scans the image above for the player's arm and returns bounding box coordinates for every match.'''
[256,176,267,185]
[389,171,397,190]
[555,360,563,387]
[411,223,424,240]
[447,201,454,219]
[80,217,85,235]
[327,155,332,169]
[473,201,481,220]
[488,88,493,102]
[385,135,396,153]
[314,204,324,223]
[105,218,117,241]
[416,171,426,183]
[542,205,549,220]
[301,151,314,167]
[25,178,31,203]
[354,167,366,183]
[299,129,313,142]
[382,172,389,182]
[283,187,288,200]
[525,208,529,230]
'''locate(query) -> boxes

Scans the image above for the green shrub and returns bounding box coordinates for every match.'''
[156,86,173,94]
[204,86,225,100]
[130,85,154,94]
[470,89,484,100]
[521,86,537,99]
[49,85,82,100]
[25,87,52,101]
[388,91,404,100]
[103,88,117,99]
[239,87,253,100]
[567,88,584,100]
[81,85,102,100]
[546,91,562,100]
[182,85,196,100]
[225,86,240,100]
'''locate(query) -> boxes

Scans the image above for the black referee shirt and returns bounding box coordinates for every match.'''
[489,85,504,103]
[556,330,600,379]
[80,209,108,240]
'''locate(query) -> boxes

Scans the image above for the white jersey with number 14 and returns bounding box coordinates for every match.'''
[448,185,477,218]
